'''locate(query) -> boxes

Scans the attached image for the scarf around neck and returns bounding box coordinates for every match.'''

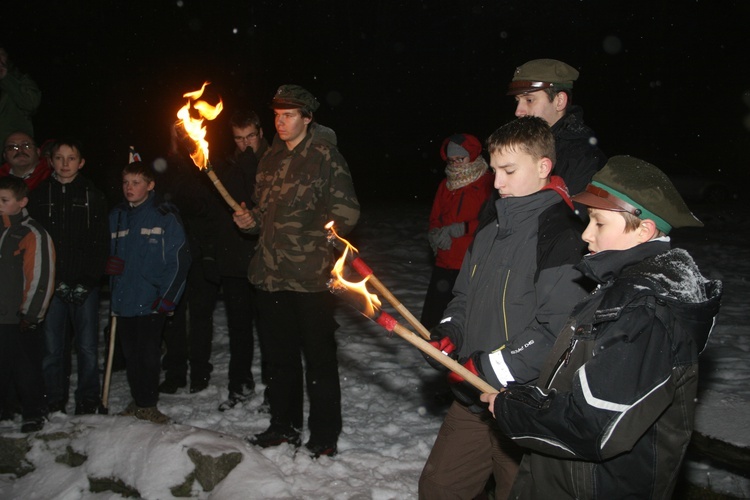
[445,156,488,191]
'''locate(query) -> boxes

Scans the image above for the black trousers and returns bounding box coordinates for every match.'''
[0,323,46,420]
[255,290,341,443]
[119,315,166,407]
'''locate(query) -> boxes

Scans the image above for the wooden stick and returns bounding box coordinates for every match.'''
[205,163,242,212]
[367,275,431,340]
[383,315,496,394]
[101,316,117,412]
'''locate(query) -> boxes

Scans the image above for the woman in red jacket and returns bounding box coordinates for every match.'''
[421,133,493,330]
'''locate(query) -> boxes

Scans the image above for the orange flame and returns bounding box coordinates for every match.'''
[327,222,381,317]
[176,82,223,169]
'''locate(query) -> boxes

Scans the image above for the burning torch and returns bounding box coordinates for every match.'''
[175,82,241,212]
[326,222,432,341]
[327,225,496,394]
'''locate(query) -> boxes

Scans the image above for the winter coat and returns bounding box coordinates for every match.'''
[551,105,607,197]
[494,240,722,499]
[247,123,360,292]
[108,192,191,317]
[0,64,41,143]
[0,158,52,192]
[429,170,494,270]
[0,209,55,325]
[27,174,109,288]
[441,178,589,390]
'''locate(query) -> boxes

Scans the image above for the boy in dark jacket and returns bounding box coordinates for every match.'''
[0,176,55,433]
[107,162,190,424]
[481,156,721,499]
[27,139,109,415]
[419,116,590,499]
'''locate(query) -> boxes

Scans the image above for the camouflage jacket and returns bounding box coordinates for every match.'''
[247,123,360,292]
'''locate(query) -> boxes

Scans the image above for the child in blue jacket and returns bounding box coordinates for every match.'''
[106,162,190,423]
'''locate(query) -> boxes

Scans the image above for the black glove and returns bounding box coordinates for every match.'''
[19,316,39,332]
[447,351,491,408]
[70,284,91,305]
[55,282,72,302]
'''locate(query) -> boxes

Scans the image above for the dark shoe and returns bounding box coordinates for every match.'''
[159,378,186,394]
[247,425,301,448]
[189,377,209,394]
[75,399,100,415]
[47,400,67,414]
[218,391,249,412]
[21,417,45,433]
[305,439,338,458]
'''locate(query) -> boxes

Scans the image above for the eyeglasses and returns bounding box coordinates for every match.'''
[4,142,35,152]
[446,156,468,166]
[233,132,258,142]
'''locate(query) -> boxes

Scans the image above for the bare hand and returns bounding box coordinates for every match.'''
[480,392,499,417]
[233,201,256,229]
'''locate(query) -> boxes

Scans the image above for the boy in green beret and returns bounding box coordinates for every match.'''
[480,155,722,498]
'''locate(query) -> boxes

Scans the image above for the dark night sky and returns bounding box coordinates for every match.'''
[4,0,749,203]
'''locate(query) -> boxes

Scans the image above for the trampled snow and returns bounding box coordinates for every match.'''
[1,200,749,499]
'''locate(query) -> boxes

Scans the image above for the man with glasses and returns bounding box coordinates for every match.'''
[1,131,51,191]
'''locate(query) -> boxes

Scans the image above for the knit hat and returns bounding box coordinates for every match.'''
[571,155,703,234]
[440,133,482,162]
[507,59,579,96]
[446,142,469,159]
[270,84,320,112]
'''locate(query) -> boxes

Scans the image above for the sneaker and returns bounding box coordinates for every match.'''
[21,417,45,433]
[305,439,338,458]
[119,401,137,416]
[218,391,249,412]
[247,425,301,449]
[134,406,171,424]
[159,378,186,394]
[75,399,101,415]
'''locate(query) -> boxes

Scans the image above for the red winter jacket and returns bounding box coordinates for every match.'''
[429,172,494,269]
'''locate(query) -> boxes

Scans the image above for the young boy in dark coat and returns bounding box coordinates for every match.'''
[481,156,722,499]
[27,139,109,415]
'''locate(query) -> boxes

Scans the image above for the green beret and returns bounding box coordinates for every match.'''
[271,84,320,112]
[507,59,579,96]
[572,155,703,234]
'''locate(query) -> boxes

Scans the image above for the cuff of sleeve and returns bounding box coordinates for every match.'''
[481,350,515,388]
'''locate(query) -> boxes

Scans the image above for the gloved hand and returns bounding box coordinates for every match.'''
[447,351,487,386]
[152,297,177,315]
[19,316,39,332]
[427,228,441,255]
[435,227,453,251]
[422,322,462,372]
[70,284,91,305]
[104,256,125,275]
[55,282,72,302]
[445,221,466,238]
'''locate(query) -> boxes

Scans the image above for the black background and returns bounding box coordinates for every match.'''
[4,0,749,204]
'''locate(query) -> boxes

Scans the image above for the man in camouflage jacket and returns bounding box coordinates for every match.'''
[234,84,359,457]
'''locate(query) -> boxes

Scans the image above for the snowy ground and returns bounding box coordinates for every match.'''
[1,199,749,499]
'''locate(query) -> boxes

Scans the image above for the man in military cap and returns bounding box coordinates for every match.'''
[233,84,360,458]
[508,58,606,208]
